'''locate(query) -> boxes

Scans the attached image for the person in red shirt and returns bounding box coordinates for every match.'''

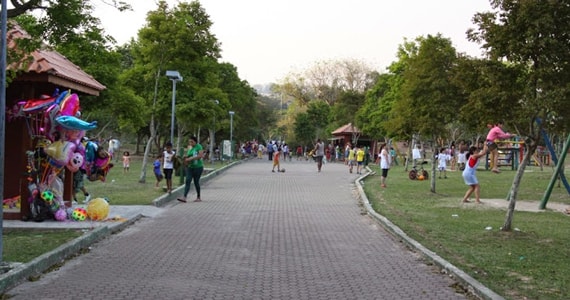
[272,147,281,172]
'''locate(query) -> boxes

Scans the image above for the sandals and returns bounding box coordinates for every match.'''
[177,197,187,203]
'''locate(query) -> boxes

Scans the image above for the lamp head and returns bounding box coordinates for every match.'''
[166,70,183,81]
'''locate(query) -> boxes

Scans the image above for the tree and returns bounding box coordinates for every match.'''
[128,0,221,183]
[390,34,461,192]
[468,0,570,231]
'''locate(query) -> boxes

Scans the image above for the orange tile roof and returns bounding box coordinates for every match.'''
[8,24,106,95]
[332,123,361,135]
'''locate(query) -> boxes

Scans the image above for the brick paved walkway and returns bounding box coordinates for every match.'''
[7,159,465,299]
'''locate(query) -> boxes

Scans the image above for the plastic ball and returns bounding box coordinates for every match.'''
[71,208,87,221]
[418,175,425,181]
[41,190,54,202]
[87,198,110,221]
[280,168,286,173]
[54,209,67,221]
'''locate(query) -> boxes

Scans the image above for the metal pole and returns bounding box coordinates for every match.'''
[229,111,234,161]
[170,79,177,144]
[0,0,9,262]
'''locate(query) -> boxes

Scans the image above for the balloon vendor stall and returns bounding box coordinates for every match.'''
[4,89,113,222]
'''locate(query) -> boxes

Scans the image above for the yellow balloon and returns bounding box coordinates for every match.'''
[87,198,109,221]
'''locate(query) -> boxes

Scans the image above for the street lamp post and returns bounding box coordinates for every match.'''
[165,70,183,144]
[229,111,235,160]
[210,100,219,164]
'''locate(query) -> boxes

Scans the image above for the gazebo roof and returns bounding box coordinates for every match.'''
[8,24,106,96]
[332,123,361,135]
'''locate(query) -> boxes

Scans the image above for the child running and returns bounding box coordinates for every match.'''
[272,147,281,172]
[462,144,488,204]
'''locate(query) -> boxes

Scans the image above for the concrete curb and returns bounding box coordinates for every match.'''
[0,226,109,293]
[358,167,504,300]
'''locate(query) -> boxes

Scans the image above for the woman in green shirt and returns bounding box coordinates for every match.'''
[178,136,204,203]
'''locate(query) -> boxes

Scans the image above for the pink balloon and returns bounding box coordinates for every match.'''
[59,93,80,116]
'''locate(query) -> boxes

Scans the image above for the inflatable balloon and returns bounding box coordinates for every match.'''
[55,115,97,130]
[71,208,87,221]
[22,96,56,113]
[59,93,80,116]
[84,141,98,164]
[53,89,69,105]
[66,152,83,173]
[44,140,76,168]
[55,209,67,221]
[86,198,110,221]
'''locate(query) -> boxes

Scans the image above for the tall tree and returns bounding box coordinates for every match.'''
[391,34,461,192]
[128,0,221,182]
[468,0,570,230]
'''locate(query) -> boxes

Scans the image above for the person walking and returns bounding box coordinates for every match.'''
[314,138,325,172]
[356,146,365,174]
[178,136,205,203]
[163,142,175,194]
[73,169,91,204]
[462,144,488,203]
[272,147,281,172]
[379,143,391,188]
[347,146,356,174]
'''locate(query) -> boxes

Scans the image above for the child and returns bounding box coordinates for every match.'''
[347,147,356,173]
[462,144,488,203]
[122,151,131,173]
[457,147,467,171]
[436,147,450,179]
[272,147,281,172]
[154,154,163,187]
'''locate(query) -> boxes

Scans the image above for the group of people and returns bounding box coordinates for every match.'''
[150,137,206,203]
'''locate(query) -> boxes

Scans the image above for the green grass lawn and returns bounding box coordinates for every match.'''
[364,162,570,300]
[3,229,83,263]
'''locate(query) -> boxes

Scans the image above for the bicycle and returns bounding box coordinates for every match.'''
[409,160,429,180]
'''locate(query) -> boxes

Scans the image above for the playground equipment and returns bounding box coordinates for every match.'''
[485,138,525,171]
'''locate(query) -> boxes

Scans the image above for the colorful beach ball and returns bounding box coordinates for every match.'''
[41,190,54,203]
[71,208,87,221]
[86,198,109,221]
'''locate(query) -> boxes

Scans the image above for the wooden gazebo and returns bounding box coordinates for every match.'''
[3,25,105,220]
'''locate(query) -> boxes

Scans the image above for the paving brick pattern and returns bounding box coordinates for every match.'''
[7,159,466,299]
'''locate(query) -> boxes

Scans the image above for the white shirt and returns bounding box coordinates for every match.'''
[412,148,421,160]
[163,150,175,169]
[380,149,391,169]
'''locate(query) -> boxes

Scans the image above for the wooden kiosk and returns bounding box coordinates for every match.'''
[3,26,105,220]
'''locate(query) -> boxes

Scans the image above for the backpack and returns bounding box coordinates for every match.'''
[30,194,53,222]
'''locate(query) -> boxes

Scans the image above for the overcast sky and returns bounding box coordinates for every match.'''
[93,0,493,85]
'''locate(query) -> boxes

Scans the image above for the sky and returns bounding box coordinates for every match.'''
[93,0,493,85]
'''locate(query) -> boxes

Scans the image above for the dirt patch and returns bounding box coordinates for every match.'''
[477,198,569,214]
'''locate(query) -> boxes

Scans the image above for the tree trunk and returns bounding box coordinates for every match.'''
[502,139,538,231]
[139,68,161,183]
[430,134,437,193]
